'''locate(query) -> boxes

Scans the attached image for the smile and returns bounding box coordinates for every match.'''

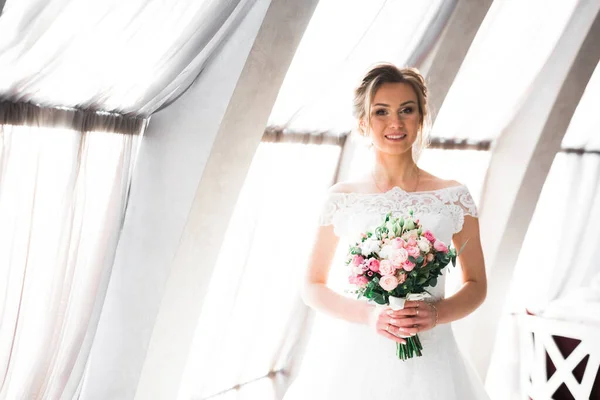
[384,134,407,140]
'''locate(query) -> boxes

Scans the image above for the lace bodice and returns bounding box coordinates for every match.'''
[320,184,477,240]
[319,185,478,300]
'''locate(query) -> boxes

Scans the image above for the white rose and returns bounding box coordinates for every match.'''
[417,238,431,253]
[378,244,394,259]
[402,229,419,240]
[360,237,381,256]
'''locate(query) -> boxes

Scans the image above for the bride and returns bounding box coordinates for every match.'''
[283,64,490,399]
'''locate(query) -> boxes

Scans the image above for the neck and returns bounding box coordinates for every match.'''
[372,151,419,187]
[373,152,418,180]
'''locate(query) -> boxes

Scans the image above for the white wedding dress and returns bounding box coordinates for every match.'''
[283,185,490,400]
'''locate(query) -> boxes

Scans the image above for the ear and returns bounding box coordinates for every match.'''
[359,119,367,135]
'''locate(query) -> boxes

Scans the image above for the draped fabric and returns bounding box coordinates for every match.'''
[0,120,140,399]
[508,152,600,312]
[483,39,600,400]
[267,0,447,134]
[0,0,256,117]
[485,152,600,400]
[432,0,580,141]
[0,0,259,397]
[178,141,342,399]
[0,102,146,134]
[562,61,600,152]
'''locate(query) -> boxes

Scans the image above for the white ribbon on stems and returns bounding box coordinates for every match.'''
[388,293,432,338]
[388,293,431,311]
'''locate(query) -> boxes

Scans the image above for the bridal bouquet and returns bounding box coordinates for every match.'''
[346,211,465,361]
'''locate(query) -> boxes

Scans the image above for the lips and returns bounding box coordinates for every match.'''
[384,133,407,140]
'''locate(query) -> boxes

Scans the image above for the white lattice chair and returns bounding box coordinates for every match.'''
[518,314,600,400]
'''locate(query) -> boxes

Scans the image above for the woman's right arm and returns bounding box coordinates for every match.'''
[301,224,372,324]
[301,220,407,344]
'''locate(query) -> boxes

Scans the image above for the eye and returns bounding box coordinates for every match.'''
[400,107,414,114]
[374,109,388,116]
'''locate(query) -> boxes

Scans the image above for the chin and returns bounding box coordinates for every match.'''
[375,147,413,157]
[373,142,415,156]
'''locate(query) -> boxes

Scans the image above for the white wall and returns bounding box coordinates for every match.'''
[80,1,272,398]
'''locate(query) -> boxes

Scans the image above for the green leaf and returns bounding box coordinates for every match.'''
[372,293,386,305]
[416,256,424,264]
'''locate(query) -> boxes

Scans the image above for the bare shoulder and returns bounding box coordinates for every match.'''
[417,169,463,191]
[328,180,373,194]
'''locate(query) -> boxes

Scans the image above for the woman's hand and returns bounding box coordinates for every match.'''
[383,300,439,336]
[368,305,407,344]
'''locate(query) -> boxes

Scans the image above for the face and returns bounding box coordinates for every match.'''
[361,82,421,156]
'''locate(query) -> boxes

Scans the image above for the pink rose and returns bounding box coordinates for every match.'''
[355,276,369,287]
[407,238,418,247]
[390,248,408,266]
[379,260,396,276]
[392,238,406,249]
[353,265,368,276]
[434,240,449,253]
[406,246,421,258]
[367,258,380,272]
[423,230,436,242]
[352,255,365,266]
[403,260,416,272]
[397,272,407,284]
[427,253,434,262]
[379,275,399,291]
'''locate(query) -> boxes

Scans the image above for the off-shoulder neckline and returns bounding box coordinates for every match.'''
[331,184,467,197]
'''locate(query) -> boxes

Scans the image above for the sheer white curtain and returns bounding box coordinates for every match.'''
[0,0,255,115]
[484,57,600,399]
[178,141,341,400]
[508,152,600,312]
[432,0,580,141]
[485,152,600,400]
[0,121,138,399]
[0,0,258,397]
[268,0,444,134]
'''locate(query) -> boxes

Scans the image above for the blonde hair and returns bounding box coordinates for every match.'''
[353,63,430,160]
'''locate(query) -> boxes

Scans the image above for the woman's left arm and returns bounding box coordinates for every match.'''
[382,215,487,336]
[435,215,487,324]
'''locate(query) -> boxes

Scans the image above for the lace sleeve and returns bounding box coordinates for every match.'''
[455,185,478,218]
[318,192,346,226]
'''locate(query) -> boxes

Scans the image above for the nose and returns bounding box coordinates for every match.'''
[389,113,404,128]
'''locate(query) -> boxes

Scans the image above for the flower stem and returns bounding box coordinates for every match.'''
[395,334,423,361]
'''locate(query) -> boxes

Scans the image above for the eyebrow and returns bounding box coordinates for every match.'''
[373,101,416,107]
